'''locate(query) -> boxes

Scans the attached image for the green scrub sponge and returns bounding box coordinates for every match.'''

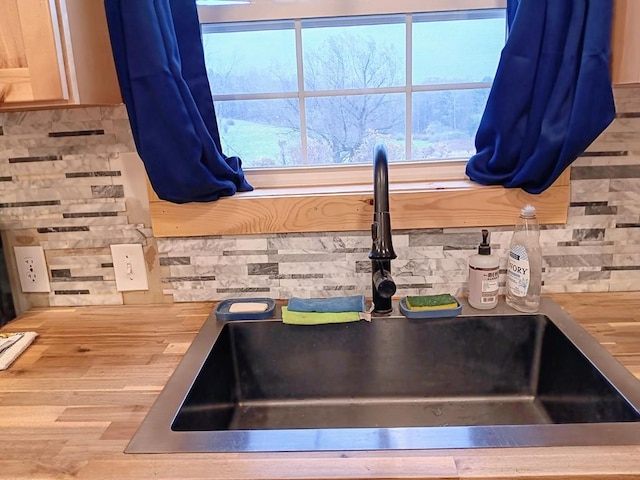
[405,294,458,311]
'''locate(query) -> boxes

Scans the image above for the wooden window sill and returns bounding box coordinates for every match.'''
[148,171,570,237]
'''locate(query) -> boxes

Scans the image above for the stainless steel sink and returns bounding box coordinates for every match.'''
[126,298,640,453]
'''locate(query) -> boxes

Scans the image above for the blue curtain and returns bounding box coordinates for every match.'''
[104,0,253,203]
[466,0,615,194]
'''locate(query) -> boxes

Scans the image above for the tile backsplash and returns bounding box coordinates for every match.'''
[1,86,639,309]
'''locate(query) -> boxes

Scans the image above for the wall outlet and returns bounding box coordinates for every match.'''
[110,244,149,292]
[14,246,51,293]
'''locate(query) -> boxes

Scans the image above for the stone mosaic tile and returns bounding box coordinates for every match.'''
[608,190,640,206]
[48,254,113,267]
[267,234,371,252]
[267,253,346,263]
[610,272,640,286]
[278,262,356,275]
[216,287,272,294]
[170,290,220,302]
[159,257,190,266]
[541,270,581,282]
[610,178,640,192]
[62,201,126,214]
[51,275,105,282]
[8,154,62,163]
[573,228,606,241]
[394,245,444,260]
[605,227,640,242]
[573,155,640,167]
[50,280,118,294]
[165,276,217,283]
[584,205,618,215]
[409,231,478,248]
[278,276,366,288]
[579,151,629,157]
[248,263,279,275]
[578,271,611,281]
[100,106,129,120]
[49,293,123,307]
[37,226,90,233]
[62,212,120,219]
[609,280,640,292]
[19,133,118,150]
[271,273,324,280]
[66,171,121,178]
[91,185,124,198]
[49,129,105,137]
[544,254,614,268]
[52,289,90,295]
[0,199,61,209]
[617,112,640,119]
[157,238,222,254]
[571,165,640,180]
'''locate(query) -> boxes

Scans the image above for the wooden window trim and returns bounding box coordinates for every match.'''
[148,170,570,237]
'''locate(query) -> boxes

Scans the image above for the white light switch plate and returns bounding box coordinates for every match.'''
[110,244,149,292]
[14,246,51,293]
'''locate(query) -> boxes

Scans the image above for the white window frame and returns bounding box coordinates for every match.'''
[197,0,507,24]
[197,0,506,190]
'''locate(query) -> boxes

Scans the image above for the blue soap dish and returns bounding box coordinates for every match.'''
[398,296,462,319]
[214,298,276,321]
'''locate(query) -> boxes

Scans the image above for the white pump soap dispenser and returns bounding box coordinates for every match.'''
[468,229,500,310]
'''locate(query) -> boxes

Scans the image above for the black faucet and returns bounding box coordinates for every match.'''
[369,144,397,313]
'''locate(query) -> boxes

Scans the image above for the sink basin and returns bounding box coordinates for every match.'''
[126,298,640,452]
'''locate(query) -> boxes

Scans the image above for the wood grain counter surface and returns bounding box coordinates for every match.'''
[1,292,640,480]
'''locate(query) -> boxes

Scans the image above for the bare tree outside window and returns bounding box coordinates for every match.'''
[201,11,505,168]
[302,32,405,164]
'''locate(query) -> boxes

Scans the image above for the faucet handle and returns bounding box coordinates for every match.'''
[371,221,378,242]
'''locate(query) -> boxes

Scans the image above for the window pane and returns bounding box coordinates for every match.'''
[201,9,505,171]
[412,89,490,160]
[412,13,505,85]
[302,21,405,91]
[215,99,302,167]
[202,24,297,95]
[306,93,405,165]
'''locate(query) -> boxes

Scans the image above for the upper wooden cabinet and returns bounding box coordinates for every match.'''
[0,0,121,110]
[0,0,66,104]
[612,0,640,84]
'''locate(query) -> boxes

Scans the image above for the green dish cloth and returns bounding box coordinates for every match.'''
[281,306,363,325]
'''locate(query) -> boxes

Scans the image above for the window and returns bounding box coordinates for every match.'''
[198,0,506,180]
[148,1,568,238]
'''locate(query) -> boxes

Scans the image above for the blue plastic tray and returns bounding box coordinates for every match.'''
[214,298,276,321]
[398,296,462,319]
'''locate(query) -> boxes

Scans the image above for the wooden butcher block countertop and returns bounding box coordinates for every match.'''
[1,292,640,480]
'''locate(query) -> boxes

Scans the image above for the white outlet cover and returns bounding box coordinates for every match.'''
[14,246,51,293]
[110,244,149,292]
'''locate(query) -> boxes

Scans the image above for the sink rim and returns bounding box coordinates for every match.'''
[126,298,640,453]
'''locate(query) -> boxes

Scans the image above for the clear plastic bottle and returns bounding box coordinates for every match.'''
[506,204,542,313]
[468,229,500,310]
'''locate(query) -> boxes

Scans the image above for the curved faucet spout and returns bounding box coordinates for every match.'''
[369,143,396,313]
[373,144,390,216]
[370,144,396,260]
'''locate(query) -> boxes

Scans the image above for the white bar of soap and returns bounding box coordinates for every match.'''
[228,302,269,313]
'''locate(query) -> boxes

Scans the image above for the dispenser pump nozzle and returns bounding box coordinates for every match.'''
[478,229,491,255]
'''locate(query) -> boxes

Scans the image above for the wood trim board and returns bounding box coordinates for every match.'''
[148,171,570,237]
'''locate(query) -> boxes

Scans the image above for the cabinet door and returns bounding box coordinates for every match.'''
[0,0,67,103]
[612,0,640,84]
